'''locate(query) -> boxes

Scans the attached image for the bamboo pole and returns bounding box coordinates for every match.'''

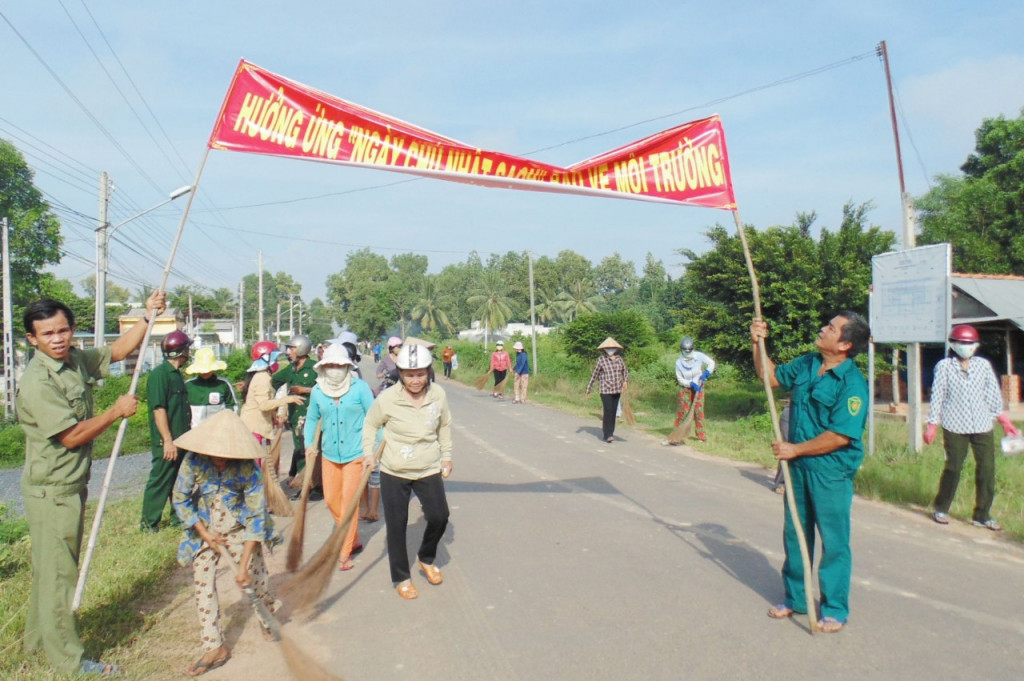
[733,209,819,634]
[73,149,211,611]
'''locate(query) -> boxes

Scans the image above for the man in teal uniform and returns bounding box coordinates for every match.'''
[141,329,192,531]
[750,311,870,633]
[272,334,318,482]
[17,291,165,676]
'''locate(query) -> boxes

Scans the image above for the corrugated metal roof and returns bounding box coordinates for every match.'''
[952,274,1024,331]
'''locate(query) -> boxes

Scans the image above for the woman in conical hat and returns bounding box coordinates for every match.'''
[171,410,282,676]
[585,337,629,443]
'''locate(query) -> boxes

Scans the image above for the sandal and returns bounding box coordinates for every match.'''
[767,604,795,619]
[820,616,845,633]
[932,511,950,525]
[396,580,418,600]
[80,660,120,677]
[185,652,229,676]
[338,559,355,571]
[973,518,1003,531]
[418,560,444,585]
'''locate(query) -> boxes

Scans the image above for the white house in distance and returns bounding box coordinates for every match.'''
[458,321,553,344]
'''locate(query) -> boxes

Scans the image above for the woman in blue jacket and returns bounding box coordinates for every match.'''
[304,343,375,571]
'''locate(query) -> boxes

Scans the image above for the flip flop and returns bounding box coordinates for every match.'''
[79,660,119,677]
[338,559,355,571]
[185,654,229,676]
[418,560,444,585]
[396,580,418,599]
[932,511,950,525]
[820,616,846,633]
[767,604,796,619]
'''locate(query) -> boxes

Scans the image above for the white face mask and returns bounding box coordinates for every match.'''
[318,365,352,397]
[324,366,350,382]
[604,348,617,356]
[951,342,978,359]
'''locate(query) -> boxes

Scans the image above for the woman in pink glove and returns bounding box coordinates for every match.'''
[925,324,1019,530]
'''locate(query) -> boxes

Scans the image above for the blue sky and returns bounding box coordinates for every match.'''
[2,1,1023,304]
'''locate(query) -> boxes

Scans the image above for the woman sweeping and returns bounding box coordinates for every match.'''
[304,343,375,571]
[362,343,453,599]
[172,410,282,677]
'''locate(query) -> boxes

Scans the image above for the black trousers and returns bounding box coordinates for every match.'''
[600,393,620,440]
[380,471,450,583]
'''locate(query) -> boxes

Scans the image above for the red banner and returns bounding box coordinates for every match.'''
[209,60,736,210]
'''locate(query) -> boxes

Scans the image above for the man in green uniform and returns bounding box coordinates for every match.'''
[750,311,870,633]
[272,334,318,491]
[184,347,237,426]
[17,291,165,676]
[140,329,192,531]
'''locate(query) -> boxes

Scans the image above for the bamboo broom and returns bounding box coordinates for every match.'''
[262,431,293,517]
[286,420,322,572]
[666,396,696,444]
[620,389,636,426]
[281,439,385,611]
[473,369,493,390]
[733,210,818,634]
[215,545,345,681]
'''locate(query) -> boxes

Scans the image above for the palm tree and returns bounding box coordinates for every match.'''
[533,287,566,325]
[467,270,514,344]
[411,276,454,334]
[559,278,603,321]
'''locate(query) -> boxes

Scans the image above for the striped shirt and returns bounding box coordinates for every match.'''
[587,354,629,395]
[927,356,1004,434]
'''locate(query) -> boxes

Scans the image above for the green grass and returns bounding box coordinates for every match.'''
[450,339,1024,542]
[0,497,184,680]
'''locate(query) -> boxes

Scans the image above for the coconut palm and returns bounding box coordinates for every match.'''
[533,287,566,325]
[467,269,514,343]
[559,278,603,321]
[411,275,454,334]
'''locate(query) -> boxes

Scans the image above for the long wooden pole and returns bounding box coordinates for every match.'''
[733,209,819,634]
[74,149,211,611]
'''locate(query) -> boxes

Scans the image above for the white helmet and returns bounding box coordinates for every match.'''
[396,343,433,369]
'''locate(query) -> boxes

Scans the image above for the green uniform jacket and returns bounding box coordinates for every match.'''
[147,359,191,450]
[185,375,237,427]
[775,353,868,477]
[271,359,318,428]
[17,346,112,491]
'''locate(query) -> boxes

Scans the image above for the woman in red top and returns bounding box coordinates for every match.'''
[489,341,511,399]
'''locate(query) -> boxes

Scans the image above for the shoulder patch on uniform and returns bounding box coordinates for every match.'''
[848,396,862,416]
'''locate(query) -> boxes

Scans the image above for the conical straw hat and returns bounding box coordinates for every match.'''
[173,410,263,460]
[597,337,623,350]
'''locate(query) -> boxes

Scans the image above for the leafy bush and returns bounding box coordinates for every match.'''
[0,421,25,467]
[561,310,657,360]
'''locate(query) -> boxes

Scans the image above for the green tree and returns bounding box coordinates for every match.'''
[560,310,656,360]
[467,269,514,341]
[593,253,637,296]
[558,279,603,321]
[303,298,334,343]
[0,139,63,307]
[918,110,1024,273]
[411,275,454,334]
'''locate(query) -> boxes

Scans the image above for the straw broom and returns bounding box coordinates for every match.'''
[281,439,385,611]
[215,545,345,681]
[262,431,293,517]
[620,389,636,426]
[473,369,493,390]
[666,396,696,444]
[287,420,322,572]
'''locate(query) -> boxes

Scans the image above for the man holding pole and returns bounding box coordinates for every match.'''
[750,312,869,633]
[17,290,165,676]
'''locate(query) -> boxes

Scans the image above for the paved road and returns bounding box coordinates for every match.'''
[218,376,1024,681]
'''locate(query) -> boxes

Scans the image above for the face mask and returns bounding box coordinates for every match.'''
[318,365,352,397]
[951,342,978,359]
[324,366,350,382]
[604,348,616,356]
[269,362,279,373]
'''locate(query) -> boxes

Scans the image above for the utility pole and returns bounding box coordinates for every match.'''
[298,300,303,335]
[275,301,281,344]
[2,217,15,418]
[238,279,245,347]
[879,40,922,452]
[94,172,110,347]
[528,250,538,375]
[289,293,295,337]
[257,251,264,341]
[188,293,194,336]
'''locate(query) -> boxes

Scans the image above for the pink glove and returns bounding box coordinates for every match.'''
[923,423,938,445]
[997,413,1020,437]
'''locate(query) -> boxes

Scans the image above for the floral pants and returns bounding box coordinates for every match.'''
[676,387,706,442]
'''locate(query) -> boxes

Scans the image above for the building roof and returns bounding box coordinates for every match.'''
[952,274,1024,331]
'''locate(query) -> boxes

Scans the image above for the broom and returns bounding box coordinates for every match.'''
[262,431,293,517]
[215,545,345,681]
[473,369,493,390]
[281,439,386,612]
[287,420,322,572]
[620,389,636,425]
[493,374,509,395]
[666,391,698,444]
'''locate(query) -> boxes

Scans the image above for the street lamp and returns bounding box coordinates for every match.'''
[94,181,192,346]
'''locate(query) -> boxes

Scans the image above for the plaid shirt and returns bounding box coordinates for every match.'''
[587,354,629,394]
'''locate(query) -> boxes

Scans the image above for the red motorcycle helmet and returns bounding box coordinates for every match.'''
[251,340,278,360]
[161,330,192,359]
[949,325,980,344]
